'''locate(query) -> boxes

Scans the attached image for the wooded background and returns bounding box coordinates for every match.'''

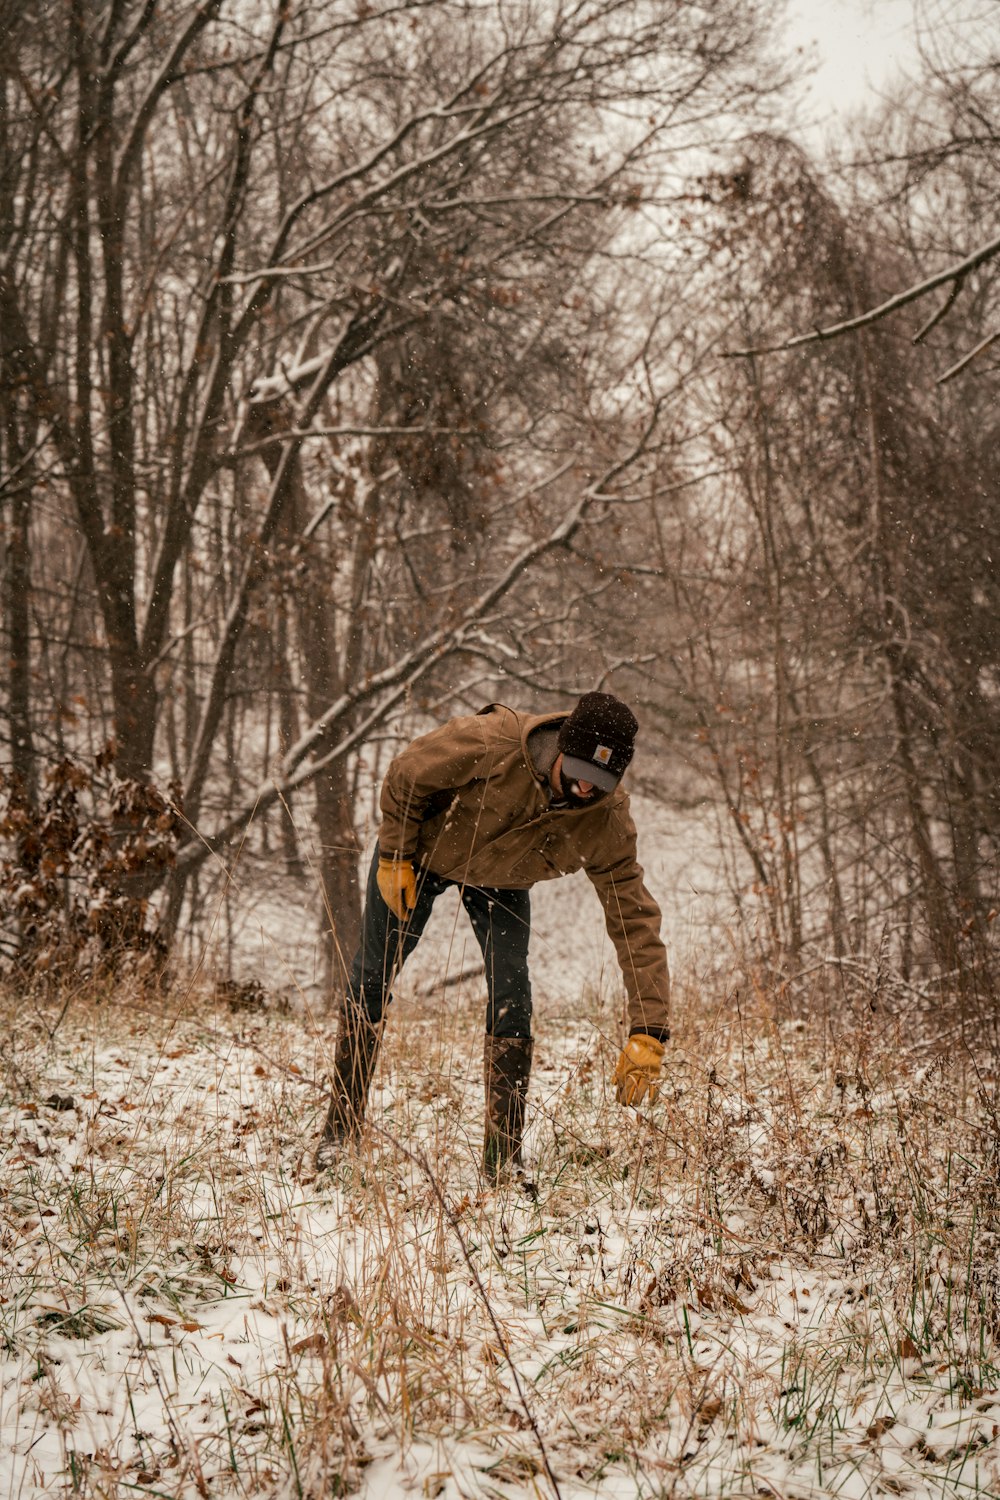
[2,0,999,1006]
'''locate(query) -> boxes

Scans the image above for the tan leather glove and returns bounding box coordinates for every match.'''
[614,1033,665,1105]
[376,856,417,920]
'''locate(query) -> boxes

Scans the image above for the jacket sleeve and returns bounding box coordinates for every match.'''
[378,712,497,859]
[584,802,670,1040]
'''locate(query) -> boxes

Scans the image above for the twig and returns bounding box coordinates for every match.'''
[912,273,965,344]
[725,229,1000,358]
[936,327,1000,385]
[371,1124,564,1500]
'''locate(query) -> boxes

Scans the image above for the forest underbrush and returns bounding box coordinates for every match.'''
[2,962,1000,1499]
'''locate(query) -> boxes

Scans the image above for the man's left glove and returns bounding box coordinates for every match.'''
[376,856,417,920]
[614,1033,665,1105]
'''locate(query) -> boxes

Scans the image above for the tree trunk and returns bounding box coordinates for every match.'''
[246,399,362,989]
[275,605,304,877]
[2,413,36,804]
[859,331,957,975]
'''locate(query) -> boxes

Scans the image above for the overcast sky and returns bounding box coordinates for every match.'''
[784,0,918,131]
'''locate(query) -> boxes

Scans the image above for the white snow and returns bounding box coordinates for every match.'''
[3,803,998,1499]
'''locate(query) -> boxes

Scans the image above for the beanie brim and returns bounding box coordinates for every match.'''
[561,754,621,792]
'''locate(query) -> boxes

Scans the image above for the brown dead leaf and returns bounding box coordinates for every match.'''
[713,1285,753,1314]
[290,1333,327,1355]
[328,1284,360,1322]
[641,1274,676,1311]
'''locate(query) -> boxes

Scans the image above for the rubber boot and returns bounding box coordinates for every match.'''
[315,1003,381,1171]
[482,1035,533,1181]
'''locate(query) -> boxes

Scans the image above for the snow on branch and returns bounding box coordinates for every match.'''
[725,229,1000,376]
[174,413,666,874]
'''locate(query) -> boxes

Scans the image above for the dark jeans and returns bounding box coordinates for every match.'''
[347,849,533,1039]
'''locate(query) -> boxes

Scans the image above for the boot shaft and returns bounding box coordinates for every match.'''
[483,1034,533,1179]
[322,1002,382,1147]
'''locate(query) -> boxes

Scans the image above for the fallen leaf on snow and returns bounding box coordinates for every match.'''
[290,1333,327,1354]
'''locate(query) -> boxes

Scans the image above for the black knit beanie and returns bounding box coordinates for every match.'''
[557,691,638,791]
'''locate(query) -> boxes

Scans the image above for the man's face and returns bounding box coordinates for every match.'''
[552,753,603,806]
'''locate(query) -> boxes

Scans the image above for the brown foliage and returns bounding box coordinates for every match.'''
[0,751,181,982]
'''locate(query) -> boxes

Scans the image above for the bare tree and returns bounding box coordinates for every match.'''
[658,126,1000,992]
[1,0,775,974]
[727,0,1000,382]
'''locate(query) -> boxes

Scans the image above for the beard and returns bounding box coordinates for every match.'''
[562,779,608,809]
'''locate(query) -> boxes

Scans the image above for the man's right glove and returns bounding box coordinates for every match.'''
[614,1033,665,1106]
[376,856,417,921]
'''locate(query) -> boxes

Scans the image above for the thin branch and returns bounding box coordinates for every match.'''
[102,0,157,81]
[243,421,473,445]
[138,4,294,664]
[177,401,669,872]
[175,461,591,868]
[936,327,1000,385]
[374,1128,564,1500]
[912,273,965,344]
[113,0,224,211]
[180,311,388,825]
[725,229,1000,358]
[279,460,583,778]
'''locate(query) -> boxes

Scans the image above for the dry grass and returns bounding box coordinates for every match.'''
[2,968,1000,1499]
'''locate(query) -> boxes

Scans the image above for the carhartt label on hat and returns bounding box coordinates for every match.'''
[594,744,613,765]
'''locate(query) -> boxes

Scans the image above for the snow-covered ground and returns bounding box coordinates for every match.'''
[3,893,999,1499]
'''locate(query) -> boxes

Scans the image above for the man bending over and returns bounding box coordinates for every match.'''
[316,691,670,1179]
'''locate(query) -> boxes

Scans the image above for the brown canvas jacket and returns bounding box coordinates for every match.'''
[378,703,670,1037]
